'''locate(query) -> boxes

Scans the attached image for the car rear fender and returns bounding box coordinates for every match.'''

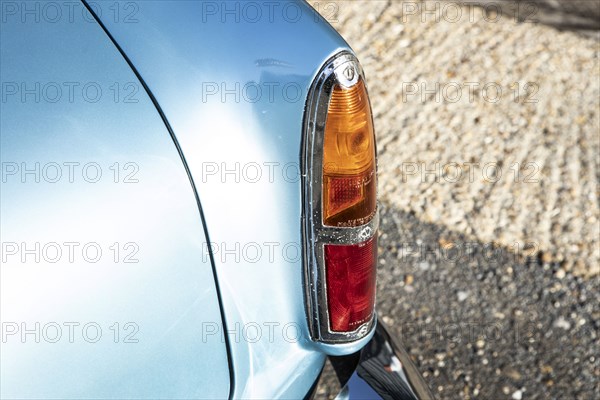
[86,0,366,397]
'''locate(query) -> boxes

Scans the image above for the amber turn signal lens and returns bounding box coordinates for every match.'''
[323,79,376,227]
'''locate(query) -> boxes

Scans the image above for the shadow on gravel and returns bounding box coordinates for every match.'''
[373,203,599,400]
[467,0,599,35]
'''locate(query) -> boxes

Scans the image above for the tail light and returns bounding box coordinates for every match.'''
[302,52,378,343]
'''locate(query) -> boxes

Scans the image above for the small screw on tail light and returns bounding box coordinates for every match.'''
[302,52,378,344]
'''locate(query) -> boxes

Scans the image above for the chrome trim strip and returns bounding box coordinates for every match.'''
[302,52,378,343]
[315,213,379,245]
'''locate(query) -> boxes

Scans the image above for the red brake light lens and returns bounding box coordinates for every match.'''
[325,236,377,332]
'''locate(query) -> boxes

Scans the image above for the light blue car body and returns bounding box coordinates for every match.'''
[0,1,371,398]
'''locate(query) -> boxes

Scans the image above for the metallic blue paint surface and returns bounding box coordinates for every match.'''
[0,0,378,398]
[0,7,230,399]
[91,0,371,397]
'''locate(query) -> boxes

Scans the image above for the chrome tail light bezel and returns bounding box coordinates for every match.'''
[301,52,379,344]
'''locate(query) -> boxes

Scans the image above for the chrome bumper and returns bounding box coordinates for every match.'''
[313,321,435,400]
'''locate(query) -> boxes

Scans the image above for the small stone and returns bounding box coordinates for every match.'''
[541,365,553,374]
[392,24,404,35]
[505,368,522,380]
[554,317,571,330]
[418,261,430,271]
[512,390,523,400]
[457,291,469,302]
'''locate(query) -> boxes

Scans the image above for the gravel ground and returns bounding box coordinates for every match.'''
[309,1,600,399]
[375,204,599,399]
